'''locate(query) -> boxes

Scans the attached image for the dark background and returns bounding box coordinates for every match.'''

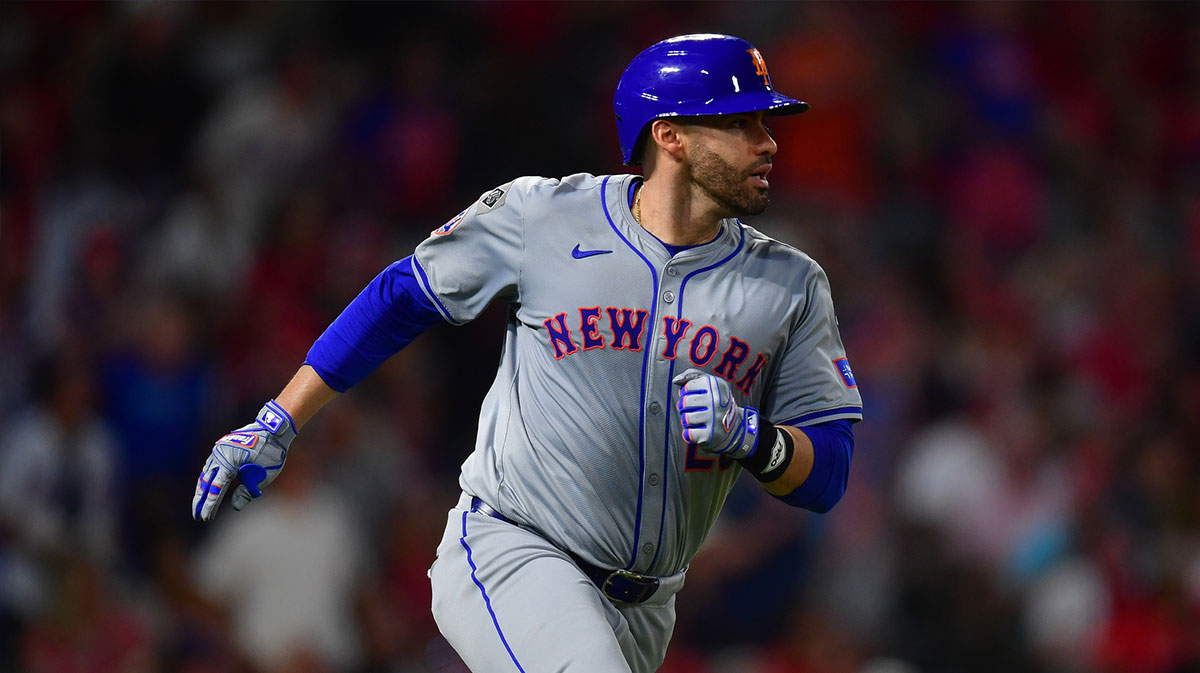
[2,2,1200,672]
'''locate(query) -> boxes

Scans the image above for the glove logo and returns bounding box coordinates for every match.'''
[721,404,737,433]
[260,410,283,433]
[221,432,259,449]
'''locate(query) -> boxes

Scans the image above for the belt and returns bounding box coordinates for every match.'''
[469,497,660,604]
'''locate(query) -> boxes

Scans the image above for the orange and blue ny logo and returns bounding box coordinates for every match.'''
[747,48,771,87]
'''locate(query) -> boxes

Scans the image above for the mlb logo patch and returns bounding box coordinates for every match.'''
[222,432,259,449]
[259,409,284,433]
[833,357,857,388]
[434,209,467,236]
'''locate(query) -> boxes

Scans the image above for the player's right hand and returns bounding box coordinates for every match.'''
[191,400,297,522]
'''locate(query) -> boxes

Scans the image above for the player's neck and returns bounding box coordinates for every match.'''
[634,179,725,246]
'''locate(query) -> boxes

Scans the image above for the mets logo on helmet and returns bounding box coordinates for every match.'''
[747,48,771,87]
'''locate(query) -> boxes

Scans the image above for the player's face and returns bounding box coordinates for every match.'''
[679,111,778,217]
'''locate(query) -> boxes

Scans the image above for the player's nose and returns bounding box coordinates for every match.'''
[751,117,777,157]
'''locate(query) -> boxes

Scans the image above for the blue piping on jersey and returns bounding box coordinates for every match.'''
[411,255,459,325]
[600,175,659,571]
[460,511,527,672]
[782,406,864,426]
[650,222,746,570]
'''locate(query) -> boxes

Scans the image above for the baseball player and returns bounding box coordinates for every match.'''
[192,34,862,673]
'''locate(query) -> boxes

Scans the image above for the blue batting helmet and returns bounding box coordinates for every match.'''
[614,33,809,165]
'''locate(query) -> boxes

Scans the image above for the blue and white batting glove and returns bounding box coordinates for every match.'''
[191,400,297,522]
[673,368,760,460]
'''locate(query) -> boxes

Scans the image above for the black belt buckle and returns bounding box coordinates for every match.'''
[602,569,660,604]
[470,497,515,526]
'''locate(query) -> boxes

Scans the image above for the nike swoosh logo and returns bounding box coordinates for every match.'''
[571,244,613,259]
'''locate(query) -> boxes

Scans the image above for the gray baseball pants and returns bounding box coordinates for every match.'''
[429,493,685,673]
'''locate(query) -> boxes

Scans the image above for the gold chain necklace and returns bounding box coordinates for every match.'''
[632,186,643,225]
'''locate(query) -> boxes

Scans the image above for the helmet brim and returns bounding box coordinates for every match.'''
[664,91,810,119]
[625,94,810,164]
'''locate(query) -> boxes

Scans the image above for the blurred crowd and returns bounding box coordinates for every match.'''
[2,2,1199,673]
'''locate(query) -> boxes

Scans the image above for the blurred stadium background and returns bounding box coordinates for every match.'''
[2,2,1200,672]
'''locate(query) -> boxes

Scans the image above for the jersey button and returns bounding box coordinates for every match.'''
[666,266,679,277]
[648,473,660,486]
[663,291,675,303]
[642,543,654,555]
[648,401,661,414]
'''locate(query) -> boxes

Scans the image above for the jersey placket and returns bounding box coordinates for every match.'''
[629,256,684,575]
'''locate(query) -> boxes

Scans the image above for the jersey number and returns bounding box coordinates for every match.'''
[684,443,735,472]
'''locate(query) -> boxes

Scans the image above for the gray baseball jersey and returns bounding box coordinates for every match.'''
[413,172,862,579]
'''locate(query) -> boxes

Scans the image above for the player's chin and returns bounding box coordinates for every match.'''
[741,187,771,215]
[744,201,770,216]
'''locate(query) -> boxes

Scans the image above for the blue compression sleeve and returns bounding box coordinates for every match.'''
[776,419,855,513]
[304,256,446,392]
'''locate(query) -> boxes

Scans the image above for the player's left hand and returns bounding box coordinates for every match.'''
[191,400,297,522]
[673,368,760,460]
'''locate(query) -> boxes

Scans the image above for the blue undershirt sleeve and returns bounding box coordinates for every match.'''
[304,255,446,392]
[775,418,855,513]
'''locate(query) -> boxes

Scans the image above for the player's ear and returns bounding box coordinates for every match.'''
[647,119,686,163]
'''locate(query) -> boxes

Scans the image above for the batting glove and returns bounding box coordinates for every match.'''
[191,400,297,522]
[673,368,760,460]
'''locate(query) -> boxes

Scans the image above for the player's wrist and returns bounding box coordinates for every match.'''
[719,406,758,460]
[737,418,794,482]
[256,399,298,445]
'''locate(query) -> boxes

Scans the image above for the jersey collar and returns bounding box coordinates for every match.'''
[607,174,742,267]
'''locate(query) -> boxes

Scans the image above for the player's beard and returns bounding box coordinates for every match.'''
[686,147,771,217]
